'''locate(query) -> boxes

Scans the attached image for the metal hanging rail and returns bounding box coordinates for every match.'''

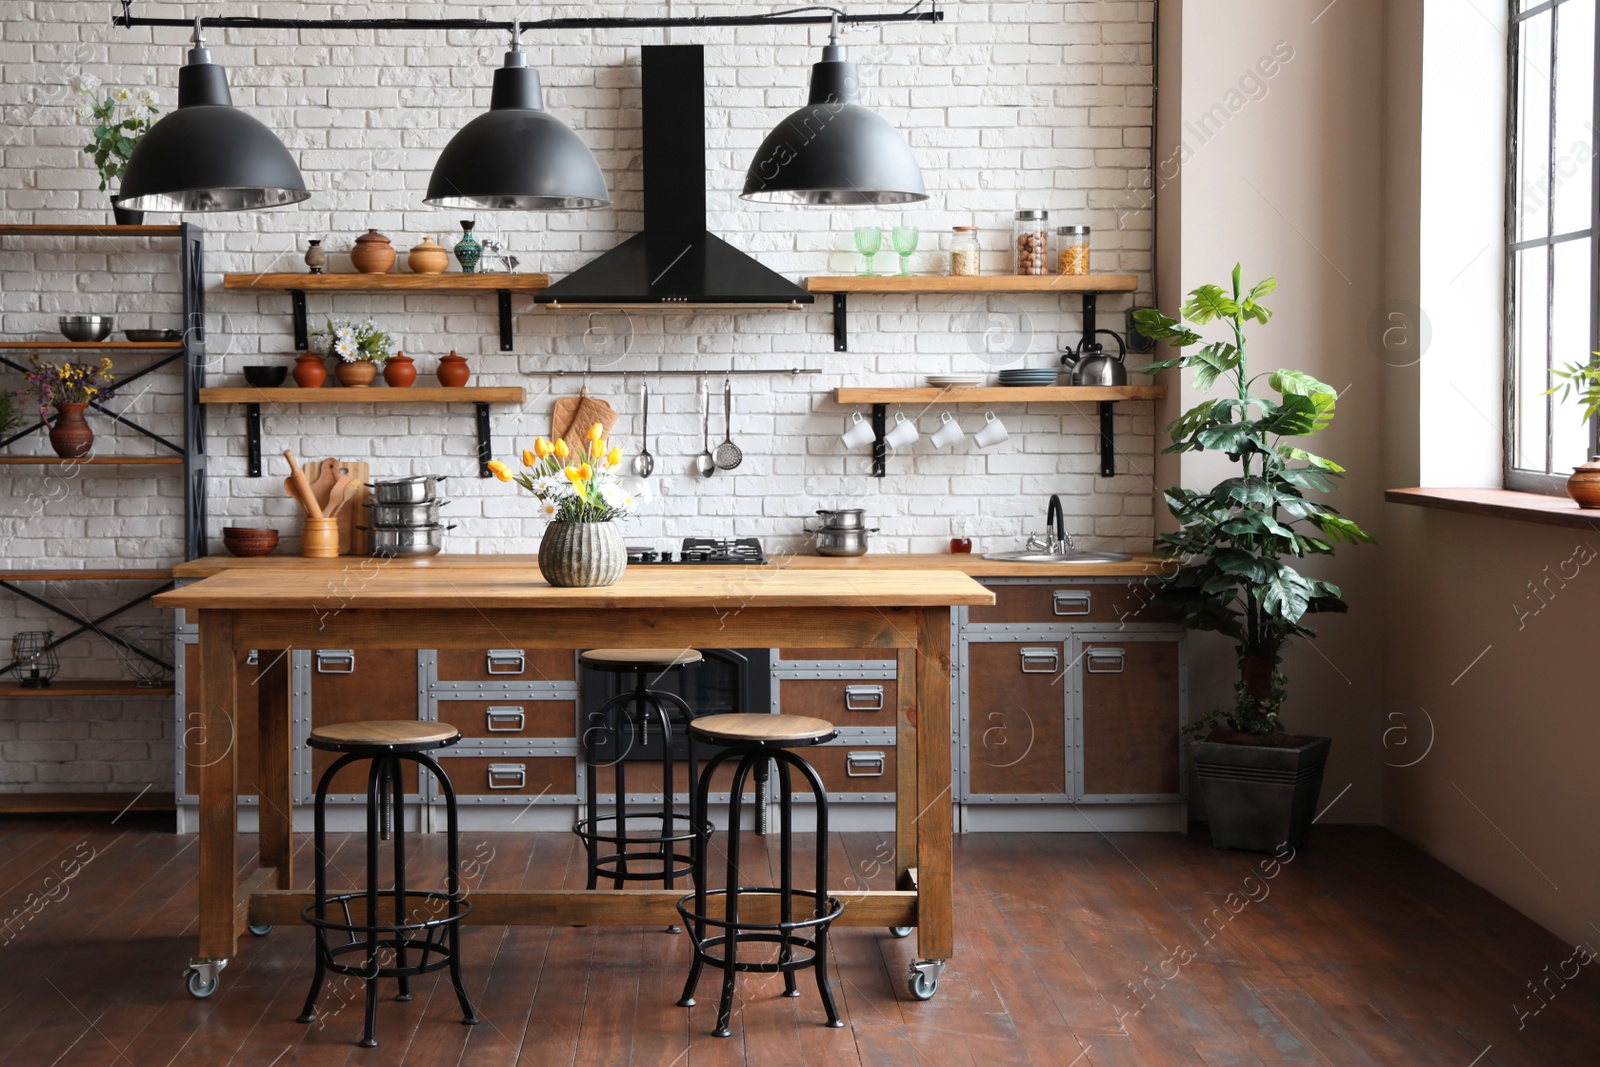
[544,368,822,377]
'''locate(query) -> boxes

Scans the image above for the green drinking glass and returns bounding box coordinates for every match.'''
[892,225,920,276]
[854,226,883,276]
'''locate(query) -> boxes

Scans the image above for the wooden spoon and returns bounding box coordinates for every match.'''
[322,474,356,517]
[283,450,324,519]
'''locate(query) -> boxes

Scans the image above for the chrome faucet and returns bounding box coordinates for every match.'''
[1025,494,1075,554]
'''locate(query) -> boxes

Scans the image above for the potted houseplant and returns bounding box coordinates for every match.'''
[1134,266,1372,853]
[1547,357,1600,507]
[0,391,22,446]
[488,425,639,587]
[24,356,116,458]
[76,80,159,225]
[309,317,394,387]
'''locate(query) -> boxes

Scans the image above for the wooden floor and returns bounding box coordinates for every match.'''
[0,818,1595,1066]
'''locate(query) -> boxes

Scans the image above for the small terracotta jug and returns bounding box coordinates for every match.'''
[436,350,471,387]
[350,229,395,274]
[292,353,327,388]
[407,237,449,275]
[383,351,417,388]
[48,403,93,458]
[1568,457,1600,509]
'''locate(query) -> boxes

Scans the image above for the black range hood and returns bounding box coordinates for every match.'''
[535,44,813,310]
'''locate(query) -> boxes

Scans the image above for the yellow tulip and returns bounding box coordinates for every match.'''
[589,438,604,459]
[521,449,536,467]
[578,463,592,480]
[565,465,581,482]
[554,438,569,459]
[486,459,512,482]
[587,422,604,442]
[606,446,622,467]
[534,437,552,459]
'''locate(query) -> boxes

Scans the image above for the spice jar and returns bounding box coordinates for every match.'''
[1013,210,1049,275]
[949,226,980,277]
[1057,225,1090,275]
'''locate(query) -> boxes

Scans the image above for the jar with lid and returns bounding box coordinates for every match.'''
[949,226,981,276]
[1014,209,1049,275]
[1057,225,1090,275]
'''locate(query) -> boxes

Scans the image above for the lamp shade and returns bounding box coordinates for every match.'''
[118,33,308,213]
[425,45,610,211]
[742,43,927,206]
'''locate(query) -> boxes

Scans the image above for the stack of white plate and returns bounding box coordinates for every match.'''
[997,368,1059,386]
[924,374,987,388]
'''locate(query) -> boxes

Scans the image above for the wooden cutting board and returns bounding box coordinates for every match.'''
[301,458,368,555]
[551,388,618,460]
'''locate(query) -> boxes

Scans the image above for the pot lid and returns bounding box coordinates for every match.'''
[355,229,392,246]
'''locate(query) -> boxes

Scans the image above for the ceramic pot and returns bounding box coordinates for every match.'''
[538,521,627,587]
[382,352,417,388]
[292,353,328,388]
[1569,458,1600,509]
[350,229,395,274]
[304,238,326,274]
[408,237,449,275]
[48,403,93,458]
[454,221,481,274]
[335,361,379,388]
[110,195,144,226]
[436,350,471,387]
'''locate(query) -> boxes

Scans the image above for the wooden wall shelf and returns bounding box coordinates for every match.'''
[0,456,184,465]
[0,341,183,352]
[0,569,173,581]
[223,272,551,353]
[0,791,175,815]
[0,224,184,238]
[0,681,174,698]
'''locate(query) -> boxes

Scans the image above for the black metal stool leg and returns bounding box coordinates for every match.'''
[678,747,735,1009]
[713,751,758,1039]
[420,750,481,1026]
[389,758,413,1003]
[359,758,384,1048]
[776,756,799,998]
[794,753,844,1029]
[298,752,357,1025]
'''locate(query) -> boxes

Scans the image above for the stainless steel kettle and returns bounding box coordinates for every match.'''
[1061,329,1129,387]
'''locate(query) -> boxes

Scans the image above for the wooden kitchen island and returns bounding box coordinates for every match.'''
[152,564,994,1002]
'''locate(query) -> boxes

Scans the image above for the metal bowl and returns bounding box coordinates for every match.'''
[367,475,447,505]
[364,499,448,526]
[59,315,114,342]
[364,523,454,558]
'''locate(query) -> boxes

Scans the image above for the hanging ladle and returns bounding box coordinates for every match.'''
[632,382,654,478]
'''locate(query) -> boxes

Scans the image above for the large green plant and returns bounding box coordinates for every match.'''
[1134,266,1373,737]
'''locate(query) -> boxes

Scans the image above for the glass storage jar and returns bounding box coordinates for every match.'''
[949,226,981,276]
[1013,209,1049,275]
[1057,225,1090,275]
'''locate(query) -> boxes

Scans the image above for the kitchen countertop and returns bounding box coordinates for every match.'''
[171,552,1172,580]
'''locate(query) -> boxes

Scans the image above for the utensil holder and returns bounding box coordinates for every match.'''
[302,517,340,558]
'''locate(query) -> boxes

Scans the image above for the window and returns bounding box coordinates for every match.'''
[1507,0,1599,491]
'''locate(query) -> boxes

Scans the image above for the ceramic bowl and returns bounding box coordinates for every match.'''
[222,527,280,557]
[243,365,289,388]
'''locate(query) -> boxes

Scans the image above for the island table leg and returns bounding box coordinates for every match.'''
[914,607,953,965]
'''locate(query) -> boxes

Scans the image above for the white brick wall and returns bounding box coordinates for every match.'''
[0,1,1154,792]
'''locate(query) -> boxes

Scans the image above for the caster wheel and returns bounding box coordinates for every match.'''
[247,924,272,936]
[889,926,913,939]
[186,968,219,999]
[908,971,938,1001]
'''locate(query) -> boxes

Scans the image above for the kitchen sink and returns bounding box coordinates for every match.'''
[982,550,1133,564]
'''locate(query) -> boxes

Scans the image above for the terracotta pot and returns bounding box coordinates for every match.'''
[382,352,417,388]
[436,350,471,387]
[407,237,449,275]
[292,353,328,388]
[538,521,627,587]
[335,361,380,388]
[1568,457,1600,509]
[350,229,395,274]
[48,403,93,458]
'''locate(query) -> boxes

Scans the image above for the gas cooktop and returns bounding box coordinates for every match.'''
[627,537,767,565]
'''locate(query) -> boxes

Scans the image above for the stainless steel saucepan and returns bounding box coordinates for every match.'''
[362,523,455,557]
[367,475,447,505]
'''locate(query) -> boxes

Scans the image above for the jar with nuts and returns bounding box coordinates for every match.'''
[1014,209,1050,275]
[949,226,981,277]
[1057,225,1090,275]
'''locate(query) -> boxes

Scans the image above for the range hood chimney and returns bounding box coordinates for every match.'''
[535,45,814,310]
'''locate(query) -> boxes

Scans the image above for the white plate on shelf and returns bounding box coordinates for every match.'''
[924,375,987,387]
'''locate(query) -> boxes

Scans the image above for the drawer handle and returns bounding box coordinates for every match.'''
[844,684,884,711]
[487,763,526,790]
[1020,647,1059,673]
[314,650,354,674]
[1052,591,1092,616]
[846,751,886,778]
[486,649,526,675]
[485,706,526,732]
[1086,648,1126,674]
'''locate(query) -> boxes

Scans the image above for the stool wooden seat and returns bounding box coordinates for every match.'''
[308,720,460,752]
[580,647,704,669]
[689,713,835,746]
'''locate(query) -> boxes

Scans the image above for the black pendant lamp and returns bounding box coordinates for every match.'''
[118,18,309,213]
[742,16,927,206]
[425,24,610,211]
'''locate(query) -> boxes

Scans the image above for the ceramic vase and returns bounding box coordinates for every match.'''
[436,350,471,387]
[407,237,449,275]
[292,354,328,388]
[382,352,417,388]
[304,238,326,274]
[454,221,481,274]
[538,521,627,587]
[1568,458,1600,509]
[48,403,93,458]
[350,229,395,274]
[334,360,379,388]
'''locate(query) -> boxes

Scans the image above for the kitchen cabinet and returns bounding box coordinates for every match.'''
[961,639,1071,801]
[307,648,424,798]
[1074,633,1183,801]
[772,648,898,808]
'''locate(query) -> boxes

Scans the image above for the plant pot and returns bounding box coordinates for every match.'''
[436,351,471,387]
[538,521,627,587]
[110,196,144,226]
[1190,735,1332,853]
[382,353,417,388]
[407,237,449,275]
[292,353,328,388]
[48,403,93,458]
[350,229,395,274]
[335,361,379,388]
[1567,457,1600,509]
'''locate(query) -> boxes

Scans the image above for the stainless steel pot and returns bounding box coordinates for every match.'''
[367,475,447,505]
[363,523,455,558]
[812,508,867,529]
[365,499,449,526]
[805,509,879,556]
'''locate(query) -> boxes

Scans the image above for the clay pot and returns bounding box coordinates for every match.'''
[350,229,395,274]
[407,237,449,275]
[436,350,471,388]
[48,403,93,458]
[335,361,379,388]
[1568,457,1600,509]
[292,353,328,388]
[383,352,417,388]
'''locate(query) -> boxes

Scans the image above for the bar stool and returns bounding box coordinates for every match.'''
[297,720,480,1048]
[676,713,845,1038]
[576,648,713,892]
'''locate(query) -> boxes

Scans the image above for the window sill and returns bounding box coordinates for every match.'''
[1385,487,1600,530]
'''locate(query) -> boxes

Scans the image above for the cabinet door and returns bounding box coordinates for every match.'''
[308,649,422,796]
[1076,636,1183,799]
[963,640,1069,799]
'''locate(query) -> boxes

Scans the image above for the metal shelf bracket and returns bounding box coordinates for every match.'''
[497,291,514,352]
[238,401,501,479]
